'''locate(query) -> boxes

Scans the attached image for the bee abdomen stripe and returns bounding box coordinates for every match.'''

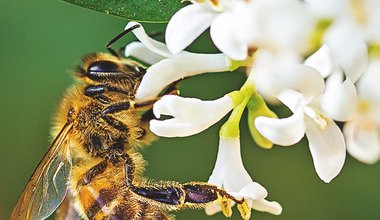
[85,187,118,219]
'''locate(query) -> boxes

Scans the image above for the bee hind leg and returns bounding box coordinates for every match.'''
[129,181,250,219]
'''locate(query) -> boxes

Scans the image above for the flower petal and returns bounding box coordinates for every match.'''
[150,95,233,137]
[321,78,358,121]
[357,59,380,102]
[124,42,166,64]
[344,120,380,164]
[251,199,282,215]
[208,138,253,191]
[126,22,173,57]
[304,117,346,183]
[206,137,280,216]
[324,21,368,82]
[210,11,248,60]
[282,64,325,99]
[255,106,306,146]
[251,50,323,99]
[135,53,229,99]
[304,45,333,78]
[229,182,268,200]
[150,119,200,137]
[205,203,222,216]
[166,4,216,54]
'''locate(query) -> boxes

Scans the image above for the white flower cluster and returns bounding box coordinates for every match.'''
[124,0,380,218]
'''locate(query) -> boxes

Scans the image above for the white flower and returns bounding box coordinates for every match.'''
[255,84,346,183]
[320,73,358,122]
[235,0,315,55]
[250,50,324,102]
[305,33,368,83]
[166,0,315,60]
[124,22,232,100]
[166,0,250,60]
[206,137,282,216]
[304,0,380,83]
[150,95,234,137]
[344,59,380,164]
[306,0,380,42]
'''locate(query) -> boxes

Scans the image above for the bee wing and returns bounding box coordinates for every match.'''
[11,122,74,220]
[55,191,82,220]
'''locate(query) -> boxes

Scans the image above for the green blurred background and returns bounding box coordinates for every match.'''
[1,1,380,219]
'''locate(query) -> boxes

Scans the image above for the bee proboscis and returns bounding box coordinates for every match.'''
[11,24,248,220]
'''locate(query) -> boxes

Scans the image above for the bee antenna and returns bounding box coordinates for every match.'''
[106,24,141,57]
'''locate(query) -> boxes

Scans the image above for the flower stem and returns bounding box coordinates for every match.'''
[221,82,255,138]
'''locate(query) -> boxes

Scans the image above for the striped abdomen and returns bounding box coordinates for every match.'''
[69,158,172,220]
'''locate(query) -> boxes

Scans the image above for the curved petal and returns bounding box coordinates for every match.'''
[206,138,280,216]
[305,117,346,183]
[126,22,173,57]
[255,107,306,146]
[135,53,229,99]
[357,59,380,102]
[229,182,267,200]
[251,199,282,215]
[282,64,325,99]
[150,95,233,137]
[153,95,233,121]
[344,121,380,164]
[166,4,216,54]
[304,0,344,18]
[208,138,253,191]
[124,42,166,64]
[304,45,333,78]
[210,11,248,60]
[205,203,222,216]
[324,21,368,82]
[277,89,306,113]
[321,78,358,121]
[150,119,200,137]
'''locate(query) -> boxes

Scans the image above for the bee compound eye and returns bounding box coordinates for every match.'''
[88,60,119,73]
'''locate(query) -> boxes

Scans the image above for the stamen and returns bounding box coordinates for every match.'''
[304,106,328,129]
[220,195,233,217]
[237,199,252,220]
[357,100,370,114]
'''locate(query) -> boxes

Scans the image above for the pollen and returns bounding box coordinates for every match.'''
[349,0,368,25]
[357,100,370,114]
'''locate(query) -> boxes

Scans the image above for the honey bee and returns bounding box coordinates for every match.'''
[11,24,250,220]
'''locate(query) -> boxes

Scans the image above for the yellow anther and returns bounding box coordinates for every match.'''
[237,200,251,220]
[221,196,233,218]
[357,100,370,114]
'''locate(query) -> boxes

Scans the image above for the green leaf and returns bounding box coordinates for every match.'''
[62,0,187,23]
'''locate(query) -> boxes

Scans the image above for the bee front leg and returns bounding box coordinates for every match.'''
[101,80,180,115]
[84,84,131,104]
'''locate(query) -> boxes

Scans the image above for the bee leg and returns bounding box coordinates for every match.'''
[101,114,130,132]
[101,81,180,115]
[130,183,186,206]
[181,182,251,219]
[130,181,250,219]
[84,84,132,104]
[101,99,157,115]
[85,85,130,96]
